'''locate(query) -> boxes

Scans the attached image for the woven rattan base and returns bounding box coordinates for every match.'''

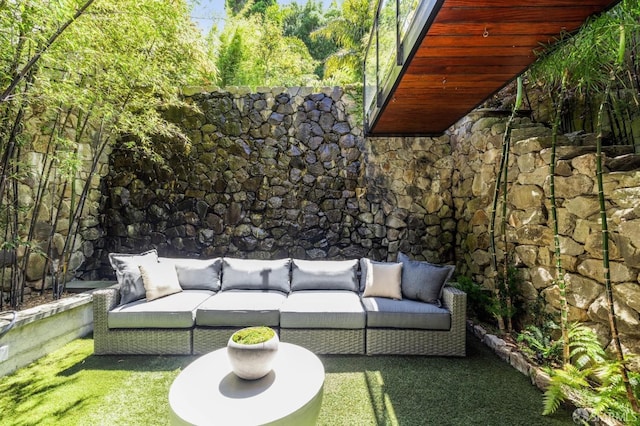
[193,327,272,355]
[94,328,193,355]
[280,328,365,354]
[366,328,465,356]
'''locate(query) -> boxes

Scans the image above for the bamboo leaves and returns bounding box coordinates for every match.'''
[0,0,215,307]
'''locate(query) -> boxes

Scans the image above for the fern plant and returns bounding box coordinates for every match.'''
[543,323,640,424]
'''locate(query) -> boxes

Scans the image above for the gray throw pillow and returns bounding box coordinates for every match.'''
[221,257,291,293]
[160,257,222,291]
[397,252,455,306]
[291,259,359,292]
[109,249,159,305]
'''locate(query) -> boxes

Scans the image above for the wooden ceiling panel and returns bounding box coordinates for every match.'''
[368,0,620,136]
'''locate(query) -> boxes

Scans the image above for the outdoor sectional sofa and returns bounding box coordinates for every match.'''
[93,250,466,356]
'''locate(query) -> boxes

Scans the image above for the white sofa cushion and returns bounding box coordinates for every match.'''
[196,290,286,327]
[291,259,359,292]
[280,290,366,329]
[108,290,213,329]
[139,262,182,301]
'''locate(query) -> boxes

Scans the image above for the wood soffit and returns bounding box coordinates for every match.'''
[368,0,622,136]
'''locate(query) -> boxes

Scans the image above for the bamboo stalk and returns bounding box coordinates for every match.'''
[550,71,571,364]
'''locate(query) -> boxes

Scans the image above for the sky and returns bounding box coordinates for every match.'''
[190,0,337,34]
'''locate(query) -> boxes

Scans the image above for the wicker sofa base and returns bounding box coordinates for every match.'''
[280,328,365,355]
[94,328,193,355]
[366,328,466,356]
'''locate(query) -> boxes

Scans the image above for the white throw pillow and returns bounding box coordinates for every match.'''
[139,262,182,301]
[362,262,402,300]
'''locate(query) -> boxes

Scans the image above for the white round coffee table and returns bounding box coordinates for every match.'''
[169,342,325,425]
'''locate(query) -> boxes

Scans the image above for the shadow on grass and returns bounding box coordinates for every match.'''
[320,333,574,426]
[60,353,197,376]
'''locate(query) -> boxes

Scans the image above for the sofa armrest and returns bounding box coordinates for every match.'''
[442,285,466,324]
[93,284,121,334]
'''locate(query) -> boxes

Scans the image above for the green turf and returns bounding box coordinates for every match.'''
[0,335,573,425]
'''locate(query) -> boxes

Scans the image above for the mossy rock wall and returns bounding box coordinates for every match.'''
[89,86,455,276]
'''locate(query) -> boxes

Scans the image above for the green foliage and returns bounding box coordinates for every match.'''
[529,0,640,146]
[231,326,275,344]
[0,0,216,307]
[311,0,375,84]
[453,275,494,322]
[543,323,640,424]
[215,4,319,87]
[282,0,338,78]
[488,265,524,323]
[226,0,277,16]
[517,322,563,366]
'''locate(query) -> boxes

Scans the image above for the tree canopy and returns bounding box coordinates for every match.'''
[215,3,319,87]
[212,0,374,87]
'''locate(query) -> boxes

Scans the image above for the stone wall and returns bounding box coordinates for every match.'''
[89,87,455,278]
[451,110,640,362]
[1,110,109,296]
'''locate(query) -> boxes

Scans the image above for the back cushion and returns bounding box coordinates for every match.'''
[291,259,359,292]
[221,258,291,293]
[160,257,222,291]
[109,249,158,305]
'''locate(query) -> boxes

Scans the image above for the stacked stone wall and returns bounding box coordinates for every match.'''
[90,87,454,278]
[452,110,640,362]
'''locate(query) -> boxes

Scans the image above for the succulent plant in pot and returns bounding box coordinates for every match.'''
[227,326,279,380]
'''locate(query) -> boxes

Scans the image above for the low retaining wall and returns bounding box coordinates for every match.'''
[0,293,94,377]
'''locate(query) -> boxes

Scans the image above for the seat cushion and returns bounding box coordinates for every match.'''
[221,258,291,293]
[195,290,287,327]
[280,291,366,329]
[362,297,451,330]
[291,259,359,291]
[108,290,213,329]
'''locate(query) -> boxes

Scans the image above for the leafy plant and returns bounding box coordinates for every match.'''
[452,275,494,322]
[543,323,640,424]
[486,264,524,331]
[0,0,215,308]
[214,3,319,87]
[488,77,523,334]
[517,322,563,366]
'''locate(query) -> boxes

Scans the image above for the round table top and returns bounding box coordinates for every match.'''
[169,342,325,425]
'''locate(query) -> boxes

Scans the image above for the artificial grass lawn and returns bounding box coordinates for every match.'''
[0,334,573,425]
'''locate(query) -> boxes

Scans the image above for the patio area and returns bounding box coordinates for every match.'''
[0,331,574,425]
